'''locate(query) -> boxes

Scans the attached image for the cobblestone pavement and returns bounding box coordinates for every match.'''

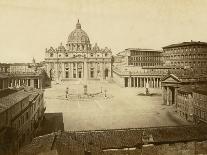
[44,80,191,131]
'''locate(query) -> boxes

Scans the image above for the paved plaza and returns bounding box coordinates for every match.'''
[44,80,190,131]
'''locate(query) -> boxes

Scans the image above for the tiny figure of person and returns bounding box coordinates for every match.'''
[66,87,69,98]
[145,82,149,95]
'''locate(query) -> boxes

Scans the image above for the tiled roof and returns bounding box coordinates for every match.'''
[193,87,207,96]
[0,90,29,112]
[20,133,56,155]
[19,125,207,155]
[177,85,194,94]
[0,89,18,98]
[66,125,207,148]
[0,73,9,79]
[162,70,207,82]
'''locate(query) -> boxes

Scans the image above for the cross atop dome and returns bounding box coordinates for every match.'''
[76,19,81,29]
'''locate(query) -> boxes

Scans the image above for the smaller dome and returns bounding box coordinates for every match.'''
[57,42,66,51]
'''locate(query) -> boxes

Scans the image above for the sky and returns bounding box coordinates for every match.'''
[0,0,207,63]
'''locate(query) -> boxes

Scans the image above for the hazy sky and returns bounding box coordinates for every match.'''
[0,0,207,63]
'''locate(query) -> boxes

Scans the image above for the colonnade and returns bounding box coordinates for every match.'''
[124,76,161,88]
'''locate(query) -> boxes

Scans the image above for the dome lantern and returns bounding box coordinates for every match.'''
[76,19,81,29]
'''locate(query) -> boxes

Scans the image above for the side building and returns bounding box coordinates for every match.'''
[193,87,207,124]
[0,88,45,155]
[0,62,51,89]
[116,48,163,67]
[162,41,207,72]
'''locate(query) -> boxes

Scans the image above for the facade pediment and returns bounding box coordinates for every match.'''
[47,47,55,53]
[162,74,180,83]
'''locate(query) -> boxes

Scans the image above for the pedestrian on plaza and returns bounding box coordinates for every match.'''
[66,87,69,98]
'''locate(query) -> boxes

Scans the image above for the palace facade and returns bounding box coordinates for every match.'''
[162,41,207,71]
[45,20,112,82]
[116,48,163,67]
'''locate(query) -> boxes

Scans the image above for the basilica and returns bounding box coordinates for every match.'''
[45,20,112,82]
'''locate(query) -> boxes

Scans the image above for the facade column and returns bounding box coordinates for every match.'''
[76,63,78,78]
[37,79,39,89]
[71,63,74,78]
[146,78,148,87]
[154,78,156,88]
[166,87,170,105]
[143,78,145,88]
[155,78,157,88]
[55,63,58,82]
[81,62,84,78]
[135,77,137,87]
[139,78,142,87]
[158,78,160,88]
[152,78,154,88]
[100,62,103,80]
[163,86,167,105]
[137,77,139,87]
[84,60,87,83]
[159,79,161,88]
[62,63,64,79]
[128,77,131,87]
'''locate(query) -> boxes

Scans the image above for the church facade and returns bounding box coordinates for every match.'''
[45,20,112,82]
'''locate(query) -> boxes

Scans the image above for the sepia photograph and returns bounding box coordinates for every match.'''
[0,0,207,154]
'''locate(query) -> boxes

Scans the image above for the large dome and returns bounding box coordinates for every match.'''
[67,20,90,44]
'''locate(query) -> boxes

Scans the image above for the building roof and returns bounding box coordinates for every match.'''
[8,72,42,77]
[0,73,9,79]
[20,133,56,155]
[162,41,207,49]
[19,125,207,155]
[0,90,30,113]
[0,89,18,98]
[177,85,194,94]
[125,48,161,52]
[193,87,207,96]
[162,70,207,83]
[142,65,184,69]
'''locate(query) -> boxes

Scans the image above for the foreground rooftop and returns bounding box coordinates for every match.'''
[20,125,207,155]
